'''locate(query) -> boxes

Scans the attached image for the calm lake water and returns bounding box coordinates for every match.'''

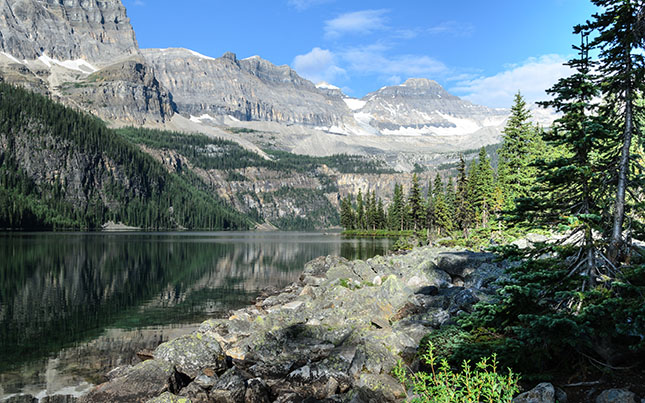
[0,231,393,398]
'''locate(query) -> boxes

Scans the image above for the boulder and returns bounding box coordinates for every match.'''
[435,251,491,277]
[464,262,507,289]
[596,389,637,403]
[4,395,37,403]
[81,359,183,403]
[154,332,227,379]
[146,392,192,403]
[41,396,78,403]
[513,382,555,403]
[355,374,406,402]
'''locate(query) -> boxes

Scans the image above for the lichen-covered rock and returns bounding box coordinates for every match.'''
[596,389,637,403]
[154,332,227,379]
[513,382,556,403]
[355,374,406,402]
[40,396,78,403]
[146,392,192,403]
[81,359,182,403]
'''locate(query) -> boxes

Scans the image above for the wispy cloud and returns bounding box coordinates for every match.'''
[133,0,145,6]
[341,43,448,77]
[427,21,474,37]
[292,47,347,84]
[287,0,333,11]
[452,54,571,108]
[324,10,388,39]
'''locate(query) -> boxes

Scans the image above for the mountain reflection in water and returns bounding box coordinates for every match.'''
[0,231,393,397]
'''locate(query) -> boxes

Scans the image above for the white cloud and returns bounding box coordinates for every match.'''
[341,44,447,77]
[452,54,571,108]
[292,47,347,84]
[287,0,332,11]
[133,0,145,6]
[428,21,474,37]
[324,10,388,39]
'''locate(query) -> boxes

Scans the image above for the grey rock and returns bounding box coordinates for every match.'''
[146,392,191,403]
[245,378,271,403]
[435,250,492,277]
[40,396,78,403]
[361,78,508,136]
[596,389,637,403]
[142,48,352,127]
[4,395,37,403]
[513,382,555,403]
[212,367,248,402]
[178,382,209,403]
[81,359,182,403]
[0,0,138,66]
[355,374,406,402]
[464,262,507,289]
[448,288,480,314]
[193,374,218,389]
[154,332,227,379]
[63,57,175,124]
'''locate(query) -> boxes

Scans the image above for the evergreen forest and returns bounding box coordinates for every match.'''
[348,1,645,395]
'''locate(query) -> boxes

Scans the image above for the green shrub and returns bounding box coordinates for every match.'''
[395,343,520,403]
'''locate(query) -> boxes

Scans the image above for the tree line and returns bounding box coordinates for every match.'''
[341,91,545,240]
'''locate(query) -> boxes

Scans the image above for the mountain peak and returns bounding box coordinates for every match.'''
[400,78,441,88]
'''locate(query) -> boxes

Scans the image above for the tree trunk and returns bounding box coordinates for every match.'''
[609,70,634,261]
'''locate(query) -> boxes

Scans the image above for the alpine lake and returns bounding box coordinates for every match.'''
[0,231,394,399]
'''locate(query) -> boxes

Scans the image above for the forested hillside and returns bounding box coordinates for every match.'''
[0,83,253,230]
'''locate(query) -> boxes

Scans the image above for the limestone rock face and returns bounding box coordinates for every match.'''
[360,78,508,135]
[0,0,139,66]
[142,49,352,127]
[62,57,175,125]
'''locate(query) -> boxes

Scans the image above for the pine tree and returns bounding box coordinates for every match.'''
[356,189,365,230]
[388,183,406,231]
[408,173,425,230]
[497,92,543,209]
[455,155,474,232]
[433,173,453,234]
[340,194,355,230]
[376,198,386,230]
[580,0,645,259]
[516,31,613,288]
[469,148,495,226]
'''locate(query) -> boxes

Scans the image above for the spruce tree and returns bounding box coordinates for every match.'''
[469,148,495,226]
[408,173,425,230]
[433,173,453,234]
[497,92,542,209]
[580,0,645,259]
[455,155,474,232]
[517,32,612,287]
[340,194,355,230]
[356,189,365,230]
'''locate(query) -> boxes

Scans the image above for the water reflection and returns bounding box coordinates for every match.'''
[0,232,392,397]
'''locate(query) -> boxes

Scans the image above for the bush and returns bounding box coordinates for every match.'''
[395,343,520,403]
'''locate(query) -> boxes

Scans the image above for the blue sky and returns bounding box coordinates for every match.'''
[123,0,598,108]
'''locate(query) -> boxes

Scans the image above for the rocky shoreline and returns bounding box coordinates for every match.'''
[74,245,503,403]
[6,244,642,403]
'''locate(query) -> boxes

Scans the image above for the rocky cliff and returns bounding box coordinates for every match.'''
[0,0,138,66]
[358,78,508,136]
[0,0,174,124]
[143,49,352,127]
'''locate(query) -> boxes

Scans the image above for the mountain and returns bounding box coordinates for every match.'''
[0,0,138,65]
[0,83,251,230]
[0,0,173,125]
[358,78,507,136]
[142,48,352,127]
